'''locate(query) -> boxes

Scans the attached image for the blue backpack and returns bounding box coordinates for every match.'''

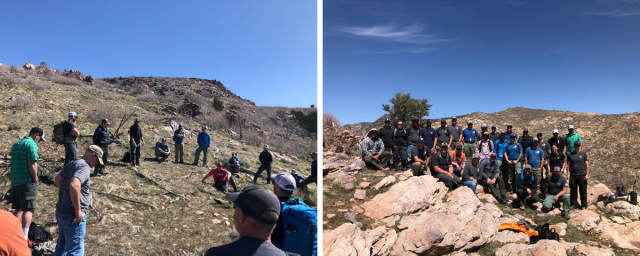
[278,198,317,256]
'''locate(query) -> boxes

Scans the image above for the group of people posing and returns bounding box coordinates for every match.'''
[361,117,588,220]
[4,111,318,255]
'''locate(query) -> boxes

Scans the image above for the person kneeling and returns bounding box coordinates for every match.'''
[155,138,171,163]
[410,138,431,176]
[202,162,238,193]
[514,165,541,210]
[430,143,462,190]
[542,166,571,220]
[478,153,509,204]
[461,154,482,195]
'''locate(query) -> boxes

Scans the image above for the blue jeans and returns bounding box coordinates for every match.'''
[463,180,477,195]
[406,145,415,168]
[453,166,462,177]
[55,211,87,256]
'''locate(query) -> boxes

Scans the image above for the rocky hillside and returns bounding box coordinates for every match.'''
[323,153,640,256]
[338,107,640,193]
[0,62,317,256]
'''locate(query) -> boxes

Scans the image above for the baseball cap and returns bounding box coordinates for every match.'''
[481,124,487,128]
[369,128,379,135]
[467,121,473,124]
[568,125,574,129]
[264,144,269,148]
[310,152,317,156]
[179,124,183,128]
[452,117,457,121]
[523,128,529,132]
[472,153,479,159]
[69,112,77,117]
[456,144,463,150]
[533,137,538,142]
[232,151,237,155]
[574,141,581,146]
[161,137,167,142]
[490,153,496,157]
[440,142,448,148]
[510,133,516,137]
[418,138,425,144]
[88,145,104,165]
[441,120,446,123]
[290,169,297,174]
[217,162,223,167]
[523,164,532,170]
[227,186,281,225]
[202,125,208,129]
[384,118,391,122]
[273,172,296,191]
[483,132,489,136]
[30,127,45,142]
[500,131,506,135]
[133,118,139,122]
[491,125,497,128]
[102,119,110,125]
[426,120,432,124]
[553,166,562,172]
[507,124,512,127]
[553,129,559,134]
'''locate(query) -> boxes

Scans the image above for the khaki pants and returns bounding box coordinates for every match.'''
[175,143,184,162]
[463,143,476,162]
[531,168,544,193]
[410,162,429,176]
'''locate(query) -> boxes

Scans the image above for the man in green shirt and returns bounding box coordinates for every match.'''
[563,125,582,158]
[9,127,45,240]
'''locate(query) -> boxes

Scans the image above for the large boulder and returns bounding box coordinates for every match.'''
[587,183,612,205]
[84,75,94,84]
[371,229,397,256]
[591,221,640,251]
[529,240,566,256]
[323,223,372,256]
[568,209,601,232]
[373,176,396,190]
[363,176,447,220]
[573,244,615,256]
[605,200,640,220]
[389,187,503,255]
[179,101,202,117]
[23,62,36,70]
[341,160,366,175]
[495,243,532,256]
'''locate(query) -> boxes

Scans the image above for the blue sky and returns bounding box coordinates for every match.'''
[0,1,316,108]
[324,0,640,124]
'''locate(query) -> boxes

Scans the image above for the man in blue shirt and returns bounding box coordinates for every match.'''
[494,131,509,180]
[421,120,437,154]
[155,138,171,163]
[173,124,185,163]
[525,138,545,194]
[193,126,211,167]
[229,152,241,177]
[503,133,523,193]
[505,125,518,141]
[462,121,480,163]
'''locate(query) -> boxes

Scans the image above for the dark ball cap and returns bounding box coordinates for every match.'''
[456,144,463,150]
[426,120,432,124]
[574,141,581,146]
[227,185,280,224]
[30,127,45,142]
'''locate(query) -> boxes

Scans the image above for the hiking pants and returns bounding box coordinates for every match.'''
[230,165,240,174]
[463,180,477,195]
[505,162,522,192]
[479,177,507,200]
[94,146,108,175]
[433,172,462,190]
[380,149,392,168]
[299,174,317,187]
[193,146,208,166]
[363,156,382,170]
[463,143,476,163]
[155,151,170,162]
[175,143,184,162]
[392,145,407,171]
[215,177,237,192]
[130,142,141,166]
[570,175,588,208]
[253,164,272,184]
[531,168,544,194]
[515,189,542,207]
[64,142,77,167]
[410,162,429,176]
[543,194,570,216]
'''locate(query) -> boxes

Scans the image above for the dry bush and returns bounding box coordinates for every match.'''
[323,112,342,130]
[87,101,120,124]
[93,80,114,88]
[136,92,159,102]
[144,112,164,128]
[1,73,20,86]
[10,95,35,110]
[27,78,51,90]
[49,75,84,86]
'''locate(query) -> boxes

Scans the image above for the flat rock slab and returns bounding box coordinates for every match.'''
[351,205,364,214]
[549,222,567,236]
[354,189,366,200]
[359,182,370,188]
[364,176,446,220]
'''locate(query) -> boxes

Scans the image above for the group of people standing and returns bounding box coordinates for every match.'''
[362,117,588,220]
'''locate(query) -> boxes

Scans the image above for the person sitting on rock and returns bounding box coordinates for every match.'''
[514,165,540,210]
[155,138,171,163]
[430,143,462,190]
[478,153,509,204]
[449,144,466,177]
[361,128,385,170]
[202,162,238,193]
[462,154,482,195]
[410,138,431,176]
[290,169,304,188]
[542,166,570,220]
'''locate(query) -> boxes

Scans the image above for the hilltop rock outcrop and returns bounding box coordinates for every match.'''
[23,62,36,70]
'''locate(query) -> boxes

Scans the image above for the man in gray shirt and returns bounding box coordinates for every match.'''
[478,153,508,204]
[405,118,423,169]
[361,129,385,170]
[54,145,102,256]
[537,133,551,175]
[447,117,463,150]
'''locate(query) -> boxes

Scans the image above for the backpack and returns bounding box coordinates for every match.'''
[530,223,559,244]
[121,151,131,163]
[28,222,53,243]
[52,121,66,145]
[477,140,493,154]
[278,198,317,256]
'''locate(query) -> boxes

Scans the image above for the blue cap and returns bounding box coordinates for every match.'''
[384,118,391,122]
[264,144,269,148]
[68,112,77,117]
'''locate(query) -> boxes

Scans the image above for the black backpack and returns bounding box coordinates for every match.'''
[121,151,131,163]
[477,140,493,154]
[28,222,53,243]
[530,223,559,244]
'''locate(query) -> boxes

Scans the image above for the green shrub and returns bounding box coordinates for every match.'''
[293,110,317,133]
[229,104,241,111]
[7,122,21,131]
[212,97,224,111]
[280,158,290,164]
[241,161,250,168]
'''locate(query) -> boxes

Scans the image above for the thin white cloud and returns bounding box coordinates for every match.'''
[338,22,450,44]
[583,0,640,16]
[582,10,640,16]
[364,47,436,54]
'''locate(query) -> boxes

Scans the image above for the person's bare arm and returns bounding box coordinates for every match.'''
[202,174,210,183]
[448,135,452,147]
[433,166,449,175]
[555,186,568,200]
[585,160,589,180]
[69,178,84,223]
[71,128,80,138]
[28,160,37,183]
[55,174,62,190]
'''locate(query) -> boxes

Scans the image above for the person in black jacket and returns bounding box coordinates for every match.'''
[392,120,409,172]
[378,118,394,169]
[300,152,317,186]
[514,165,541,210]
[92,119,110,176]
[253,145,273,184]
[518,128,533,153]
[129,118,145,167]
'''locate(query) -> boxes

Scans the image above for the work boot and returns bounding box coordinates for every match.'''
[620,186,627,197]
[561,212,570,220]
[616,186,621,197]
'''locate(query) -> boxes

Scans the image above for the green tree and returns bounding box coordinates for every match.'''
[382,93,432,122]
[212,96,224,111]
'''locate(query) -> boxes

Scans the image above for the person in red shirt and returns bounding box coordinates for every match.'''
[202,162,238,193]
